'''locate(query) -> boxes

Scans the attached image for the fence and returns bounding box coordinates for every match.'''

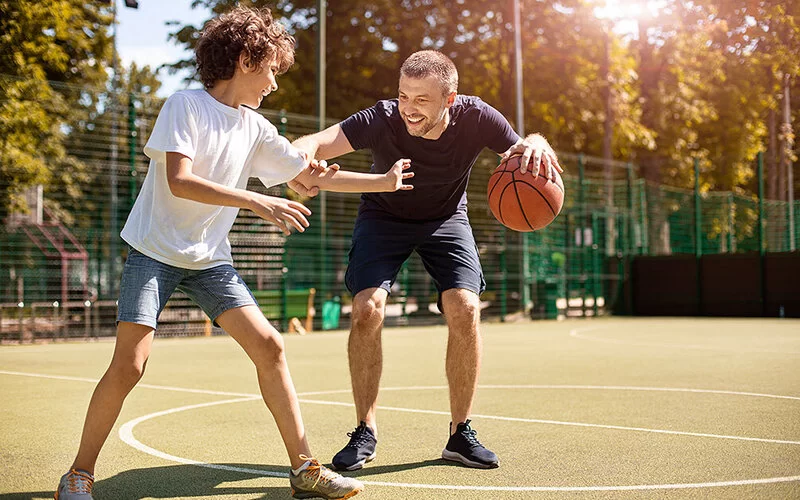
[1,79,797,339]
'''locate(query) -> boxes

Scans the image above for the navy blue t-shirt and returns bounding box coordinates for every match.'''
[340,95,519,221]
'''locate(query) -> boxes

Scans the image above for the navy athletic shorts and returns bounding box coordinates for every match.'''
[344,213,486,301]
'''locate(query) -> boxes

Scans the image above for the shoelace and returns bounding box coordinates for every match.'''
[66,469,94,494]
[345,425,372,448]
[298,455,337,489]
[459,425,482,449]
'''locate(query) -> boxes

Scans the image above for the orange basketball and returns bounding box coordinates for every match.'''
[487,155,565,232]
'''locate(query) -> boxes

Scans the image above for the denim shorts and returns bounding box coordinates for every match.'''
[345,212,486,299]
[117,249,257,329]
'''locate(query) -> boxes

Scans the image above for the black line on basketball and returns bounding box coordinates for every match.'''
[535,172,565,194]
[510,169,535,231]
[510,179,558,217]
[487,169,509,203]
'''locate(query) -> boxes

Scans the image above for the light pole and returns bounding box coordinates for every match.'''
[107,0,139,297]
[317,0,328,297]
[512,0,532,313]
[601,20,615,256]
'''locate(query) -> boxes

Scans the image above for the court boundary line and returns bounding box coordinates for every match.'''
[116,386,800,492]
[3,365,800,490]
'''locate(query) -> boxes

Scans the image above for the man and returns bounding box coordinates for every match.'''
[292,50,560,471]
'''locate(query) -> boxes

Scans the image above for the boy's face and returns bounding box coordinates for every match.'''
[398,74,455,139]
[240,53,279,109]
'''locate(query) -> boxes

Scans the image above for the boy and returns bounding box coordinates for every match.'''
[55,6,412,500]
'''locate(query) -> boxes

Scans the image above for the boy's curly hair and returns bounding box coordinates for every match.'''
[196,6,295,88]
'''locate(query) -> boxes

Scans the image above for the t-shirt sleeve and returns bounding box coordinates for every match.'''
[252,120,309,188]
[481,102,520,154]
[143,93,199,163]
[339,104,388,151]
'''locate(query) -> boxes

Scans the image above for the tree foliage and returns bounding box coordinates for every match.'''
[0,0,113,220]
[165,1,798,197]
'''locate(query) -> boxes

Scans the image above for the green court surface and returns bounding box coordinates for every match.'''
[1,318,799,500]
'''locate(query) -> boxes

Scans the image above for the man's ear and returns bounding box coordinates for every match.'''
[446,92,457,107]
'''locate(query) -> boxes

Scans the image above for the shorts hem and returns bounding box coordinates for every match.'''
[116,316,157,330]
[207,298,258,324]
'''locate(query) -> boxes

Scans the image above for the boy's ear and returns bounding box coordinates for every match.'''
[238,52,257,73]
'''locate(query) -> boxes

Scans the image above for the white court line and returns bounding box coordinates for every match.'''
[118,389,800,492]
[0,369,256,398]
[569,326,800,354]
[4,369,800,490]
[3,369,799,445]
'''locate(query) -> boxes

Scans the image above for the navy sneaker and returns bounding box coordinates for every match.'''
[331,421,377,471]
[441,420,499,469]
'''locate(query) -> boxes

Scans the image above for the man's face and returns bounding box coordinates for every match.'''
[398,75,455,139]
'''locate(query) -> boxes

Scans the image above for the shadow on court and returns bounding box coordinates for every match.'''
[0,460,466,499]
[0,463,291,500]
[346,458,462,477]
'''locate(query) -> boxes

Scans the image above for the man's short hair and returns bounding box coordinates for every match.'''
[195,6,295,88]
[400,50,459,96]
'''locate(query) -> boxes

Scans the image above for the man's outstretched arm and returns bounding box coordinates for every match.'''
[290,124,356,196]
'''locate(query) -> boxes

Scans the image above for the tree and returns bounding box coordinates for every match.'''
[0,0,114,221]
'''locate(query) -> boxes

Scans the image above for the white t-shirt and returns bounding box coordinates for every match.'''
[121,89,307,269]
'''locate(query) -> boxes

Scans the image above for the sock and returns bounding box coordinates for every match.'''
[291,459,312,476]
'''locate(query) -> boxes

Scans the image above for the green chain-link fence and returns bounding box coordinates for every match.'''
[1,79,797,339]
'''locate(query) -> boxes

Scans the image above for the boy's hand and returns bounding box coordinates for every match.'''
[287,159,339,197]
[386,158,414,192]
[500,134,562,181]
[249,194,312,235]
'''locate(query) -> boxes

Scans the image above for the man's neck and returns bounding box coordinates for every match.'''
[423,109,450,140]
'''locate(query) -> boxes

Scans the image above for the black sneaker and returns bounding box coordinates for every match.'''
[441,420,499,469]
[331,421,377,471]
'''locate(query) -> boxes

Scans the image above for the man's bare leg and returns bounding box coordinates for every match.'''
[347,287,388,434]
[441,288,482,431]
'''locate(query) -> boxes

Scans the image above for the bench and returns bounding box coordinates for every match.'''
[252,288,316,333]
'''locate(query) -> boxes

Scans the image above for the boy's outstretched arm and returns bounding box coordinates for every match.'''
[292,158,414,194]
[166,152,311,235]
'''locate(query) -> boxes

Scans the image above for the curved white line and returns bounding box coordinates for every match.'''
[118,396,285,478]
[118,387,800,492]
[3,370,798,444]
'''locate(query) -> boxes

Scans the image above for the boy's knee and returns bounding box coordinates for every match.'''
[252,332,286,365]
[108,359,147,388]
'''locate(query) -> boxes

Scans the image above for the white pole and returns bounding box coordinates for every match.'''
[513,0,531,313]
[785,73,795,251]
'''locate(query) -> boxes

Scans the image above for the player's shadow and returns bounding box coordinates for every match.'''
[345,458,465,476]
[0,463,291,500]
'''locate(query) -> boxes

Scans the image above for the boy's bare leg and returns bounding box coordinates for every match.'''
[348,287,387,434]
[72,322,155,473]
[215,305,311,469]
[441,288,482,431]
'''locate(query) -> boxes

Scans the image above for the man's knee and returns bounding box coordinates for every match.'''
[443,290,481,325]
[351,290,387,329]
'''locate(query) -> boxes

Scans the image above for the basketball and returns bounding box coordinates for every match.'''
[487,155,565,232]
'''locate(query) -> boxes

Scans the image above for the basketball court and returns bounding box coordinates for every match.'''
[1,317,798,499]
